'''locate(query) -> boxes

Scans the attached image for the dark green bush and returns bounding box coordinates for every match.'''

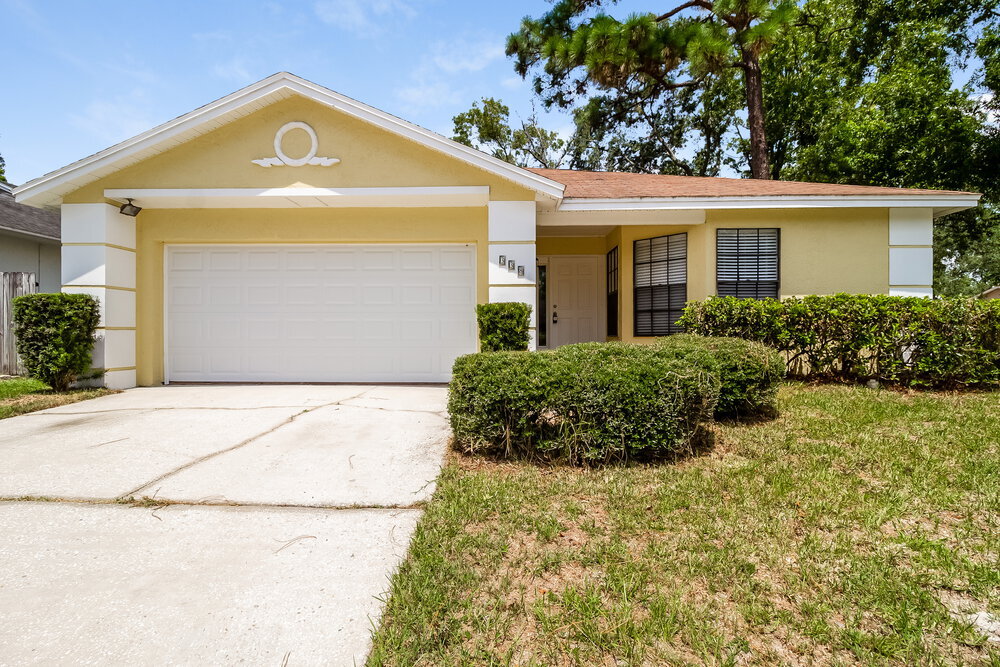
[679,295,1000,389]
[12,293,101,392]
[476,302,531,352]
[449,343,719,464]
[655,334,785,418]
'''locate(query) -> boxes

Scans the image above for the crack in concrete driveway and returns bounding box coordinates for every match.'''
[121,388,376,498]
[0,384,450,666]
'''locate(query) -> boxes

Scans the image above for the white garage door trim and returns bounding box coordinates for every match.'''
[164,243,477,383]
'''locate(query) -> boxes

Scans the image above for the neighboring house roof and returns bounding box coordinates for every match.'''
[0,182,59,242]
[529,168,978,199]
[979,286,1000,299]
[14,72,565,209]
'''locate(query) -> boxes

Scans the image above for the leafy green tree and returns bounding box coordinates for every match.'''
[760,0,999,294]
[507,0,799,179]
[452,97,574,169]
[0,152,6,183]
[502,0,999,294]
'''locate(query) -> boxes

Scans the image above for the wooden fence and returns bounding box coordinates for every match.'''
[0,272,37,375]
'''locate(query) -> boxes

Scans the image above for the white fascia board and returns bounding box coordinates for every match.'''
[538,208,705,226]
[0,226,60,243]
[559,194,982,215]
[15,73,565,207]
[104,186,491,209]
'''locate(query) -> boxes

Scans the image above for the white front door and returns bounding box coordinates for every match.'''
[165,244,477,383]
[548,255,603,347]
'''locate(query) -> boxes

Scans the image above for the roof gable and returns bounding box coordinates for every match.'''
[15,73,564,208]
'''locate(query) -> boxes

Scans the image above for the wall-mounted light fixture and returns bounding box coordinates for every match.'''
[498,254,506,266]
[119,198,142,217]
[507,259,516,271]
[517,265,525,277]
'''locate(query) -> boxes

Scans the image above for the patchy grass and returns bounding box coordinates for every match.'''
[369,384,1000,666]
[0,377,115,419]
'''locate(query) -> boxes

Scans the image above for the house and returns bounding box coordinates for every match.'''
[13,73,981,389]
[0,181,60,292]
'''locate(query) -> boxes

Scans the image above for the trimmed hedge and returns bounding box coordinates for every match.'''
[13,293,100,392]
[449,342,720,464]
[655,334,786,418]
[476,302,531,352]
[679,294,1000,388]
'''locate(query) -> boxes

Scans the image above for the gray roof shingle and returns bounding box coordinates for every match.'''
[0,182,59,241]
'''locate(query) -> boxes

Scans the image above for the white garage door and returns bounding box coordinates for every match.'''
[166,244,477,383]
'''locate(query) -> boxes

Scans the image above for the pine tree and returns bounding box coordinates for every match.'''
[507,0,798,179]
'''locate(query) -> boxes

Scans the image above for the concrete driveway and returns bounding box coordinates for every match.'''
[0,384,450,666]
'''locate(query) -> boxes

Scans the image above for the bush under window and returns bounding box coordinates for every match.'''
[679,294,1000,389]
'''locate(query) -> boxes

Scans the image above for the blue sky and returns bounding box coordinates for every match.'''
[0,0,651,185]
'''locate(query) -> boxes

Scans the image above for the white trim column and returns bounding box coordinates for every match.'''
[888,208,934,298]
[487,201,537,350]
[61,203,137,389]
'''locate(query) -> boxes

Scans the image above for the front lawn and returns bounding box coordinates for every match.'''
[370,383,1000,665]
[0,377,115,419]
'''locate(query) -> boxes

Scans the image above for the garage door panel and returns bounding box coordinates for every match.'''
[440,249,474,270]
[167,244,476,382]
[247,285,281,306]
[441,285,475,305]
[362,286,395,305]
[207,251,242,271]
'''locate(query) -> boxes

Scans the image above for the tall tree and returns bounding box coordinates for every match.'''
[759,0,999,294]
[0,152,6,183]
[452,98,574,169]
[507,0,798,179]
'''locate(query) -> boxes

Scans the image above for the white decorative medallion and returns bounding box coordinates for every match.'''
[252,121,340,167]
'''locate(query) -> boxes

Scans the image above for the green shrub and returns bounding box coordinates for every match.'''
[679,295,1000,389]
[655,334,785,418]
[476,303,532,351]
[12,293,101,392]
[449,343,719,464]
[449,351,566,455]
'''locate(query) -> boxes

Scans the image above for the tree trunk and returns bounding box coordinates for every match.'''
[741,48,771,180]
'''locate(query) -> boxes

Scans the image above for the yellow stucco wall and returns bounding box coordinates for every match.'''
[538,208,889,343]
[135,207,487,386]
[64,94,536,202]
[56,91,894,381]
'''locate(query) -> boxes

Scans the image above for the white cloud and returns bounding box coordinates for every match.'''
[396,81,463,109]
[313,0,416,37]
[70,90,157,144]
[429,38,505,73]
[394,34,506,111]
[980,93,997,126]
[501,76,525,90]
[212,57,253,84]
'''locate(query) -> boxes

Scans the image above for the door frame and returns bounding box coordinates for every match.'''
[536,254,606,349]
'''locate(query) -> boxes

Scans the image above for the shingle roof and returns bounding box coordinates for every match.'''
[527,168,978,199]
[0,184,60,241]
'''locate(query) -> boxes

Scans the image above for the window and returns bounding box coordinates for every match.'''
[606,246,619,337]
[634,233,687,336]
[716,228,780,299]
